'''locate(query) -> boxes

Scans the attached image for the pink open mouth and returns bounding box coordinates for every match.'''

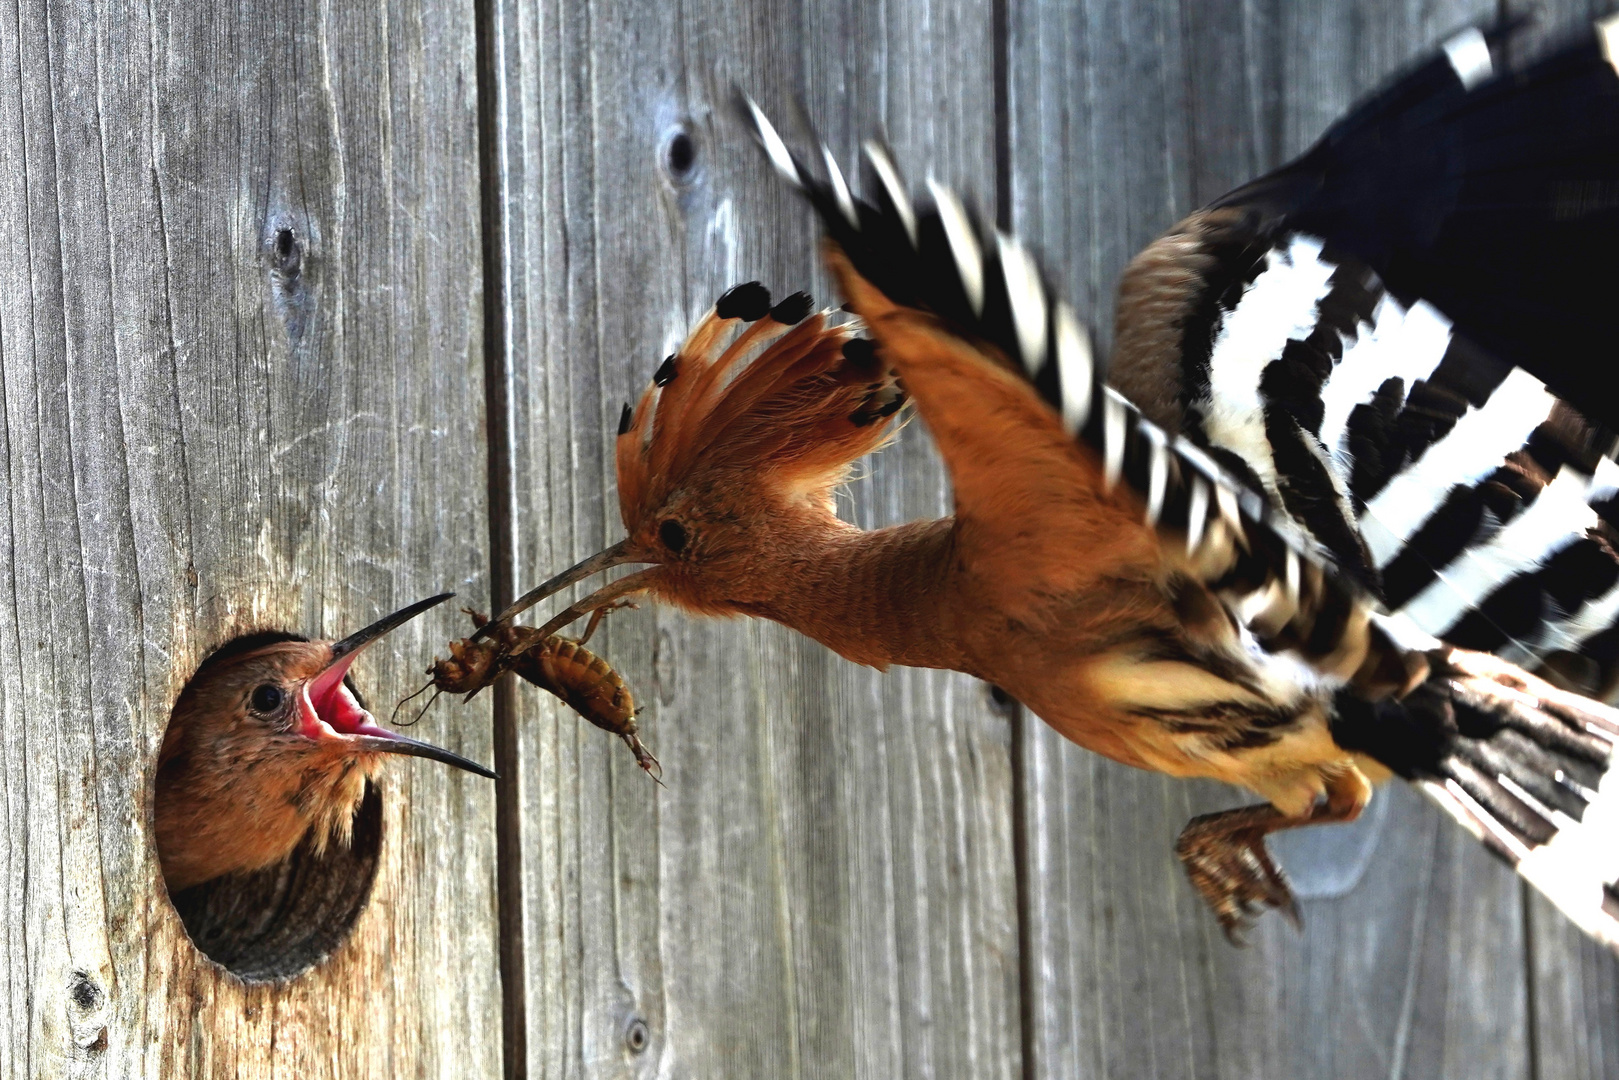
[298,651,397,742]
[287,593,497,778]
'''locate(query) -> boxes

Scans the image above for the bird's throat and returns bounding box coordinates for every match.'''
[748,517,969,673]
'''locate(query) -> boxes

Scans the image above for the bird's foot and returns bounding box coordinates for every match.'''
[1175,805,1301,944]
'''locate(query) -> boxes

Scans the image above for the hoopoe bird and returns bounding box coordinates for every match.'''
[155,593,495,892]
[485,19,1619,946]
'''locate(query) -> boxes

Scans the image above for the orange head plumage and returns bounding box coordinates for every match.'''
[492,283,907,630]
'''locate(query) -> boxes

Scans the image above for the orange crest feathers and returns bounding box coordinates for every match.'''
[616,283,907,529]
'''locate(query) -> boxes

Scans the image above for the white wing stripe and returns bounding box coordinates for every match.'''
[998,233,1048,374]
[1103,391,1127,492]
[1317,296,1452,470]
[1199,235,1337,502]
[1399,467,1597,637]
[823,145,859,227]
[747,97,802,186]
[1053,302,1093,433]
[1443,28,1494,89]
[863,142,917,245]
[1363,366,1556,567]
[928,178,984,316]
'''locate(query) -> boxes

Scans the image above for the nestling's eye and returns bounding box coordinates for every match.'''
[659,519,688,553]
[250,683,285,714]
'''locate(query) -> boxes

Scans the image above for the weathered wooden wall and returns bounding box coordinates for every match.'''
[3,0,1616,1076]
[0,0,500,1074]
[492,1,1020,1074]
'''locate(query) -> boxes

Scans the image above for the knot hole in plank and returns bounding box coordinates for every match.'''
[987,683,1020,717]
[67,969,107,1052]
[263,216,317,345]
[625,1016,650,1054]
[271,225,302,283]
[661,123,699,187]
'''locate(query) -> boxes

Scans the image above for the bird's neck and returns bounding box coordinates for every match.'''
[748,516,969,672]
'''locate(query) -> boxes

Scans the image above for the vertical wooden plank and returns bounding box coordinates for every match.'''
[496,0,1020,1074]
[1008,1,1538,1077]
[1529,893,1619,1080]
[0,0,497,1074]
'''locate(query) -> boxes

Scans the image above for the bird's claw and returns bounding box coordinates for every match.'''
[1175,809,1301,943]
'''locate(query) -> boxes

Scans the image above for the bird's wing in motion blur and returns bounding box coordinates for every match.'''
[743,16,1619,947]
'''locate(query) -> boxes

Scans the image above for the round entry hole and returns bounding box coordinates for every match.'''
[156,630,383,983]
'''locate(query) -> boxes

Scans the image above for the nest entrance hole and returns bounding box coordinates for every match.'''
[160,630,383,983]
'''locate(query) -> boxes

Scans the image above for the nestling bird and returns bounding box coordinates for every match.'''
[155,593,496,892]
[486,18,1619,948]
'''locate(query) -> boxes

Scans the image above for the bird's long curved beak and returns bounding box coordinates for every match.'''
[305,592,499,779]
[328,591,459,662]
[344,731,499,778]
[526,567,664,640]
[473,539,650,640]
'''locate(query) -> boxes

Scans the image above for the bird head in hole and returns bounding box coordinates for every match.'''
[154,592,494,892]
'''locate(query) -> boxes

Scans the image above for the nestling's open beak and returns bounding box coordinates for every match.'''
[473,538,660,642]
[303,592,498,779]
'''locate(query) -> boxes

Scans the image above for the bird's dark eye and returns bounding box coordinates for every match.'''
[250,683,285,714]
[659,519,688,553]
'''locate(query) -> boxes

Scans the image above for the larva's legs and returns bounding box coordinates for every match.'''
[575,599,638,645]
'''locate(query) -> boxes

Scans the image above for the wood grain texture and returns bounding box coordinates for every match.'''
[1007,1,1576,1076]
[0,0,499,1074]
[492,0,1021,1075]
[8,0,1616,1074]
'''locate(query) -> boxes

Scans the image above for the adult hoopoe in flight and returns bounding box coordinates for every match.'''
[484,18,1619,946]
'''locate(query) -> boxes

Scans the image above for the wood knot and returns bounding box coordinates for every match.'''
[625,1016,650,1054]
[68,970,103,1013]
[661,124,698,186]
[270,226,302,283]
[987,683,1019,716]
[67,970,107,1051]
[264,217,316,343]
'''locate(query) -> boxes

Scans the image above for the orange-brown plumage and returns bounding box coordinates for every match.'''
[510,270,1197,771]
[609,289,913,634]
[155,596,494,892]
[487,253,1619,941]
[490,267,1373,938]
[490,71,1619,947]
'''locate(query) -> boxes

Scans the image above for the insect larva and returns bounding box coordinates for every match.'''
[425,606,660,780]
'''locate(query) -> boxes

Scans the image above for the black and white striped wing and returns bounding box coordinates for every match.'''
[1181,227,1619,693]
[1171,15,1619,692]
[741,15,1619,689]
[1216,20,1619,431]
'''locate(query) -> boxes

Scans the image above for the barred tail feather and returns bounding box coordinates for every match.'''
[1333,647,1619,953]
